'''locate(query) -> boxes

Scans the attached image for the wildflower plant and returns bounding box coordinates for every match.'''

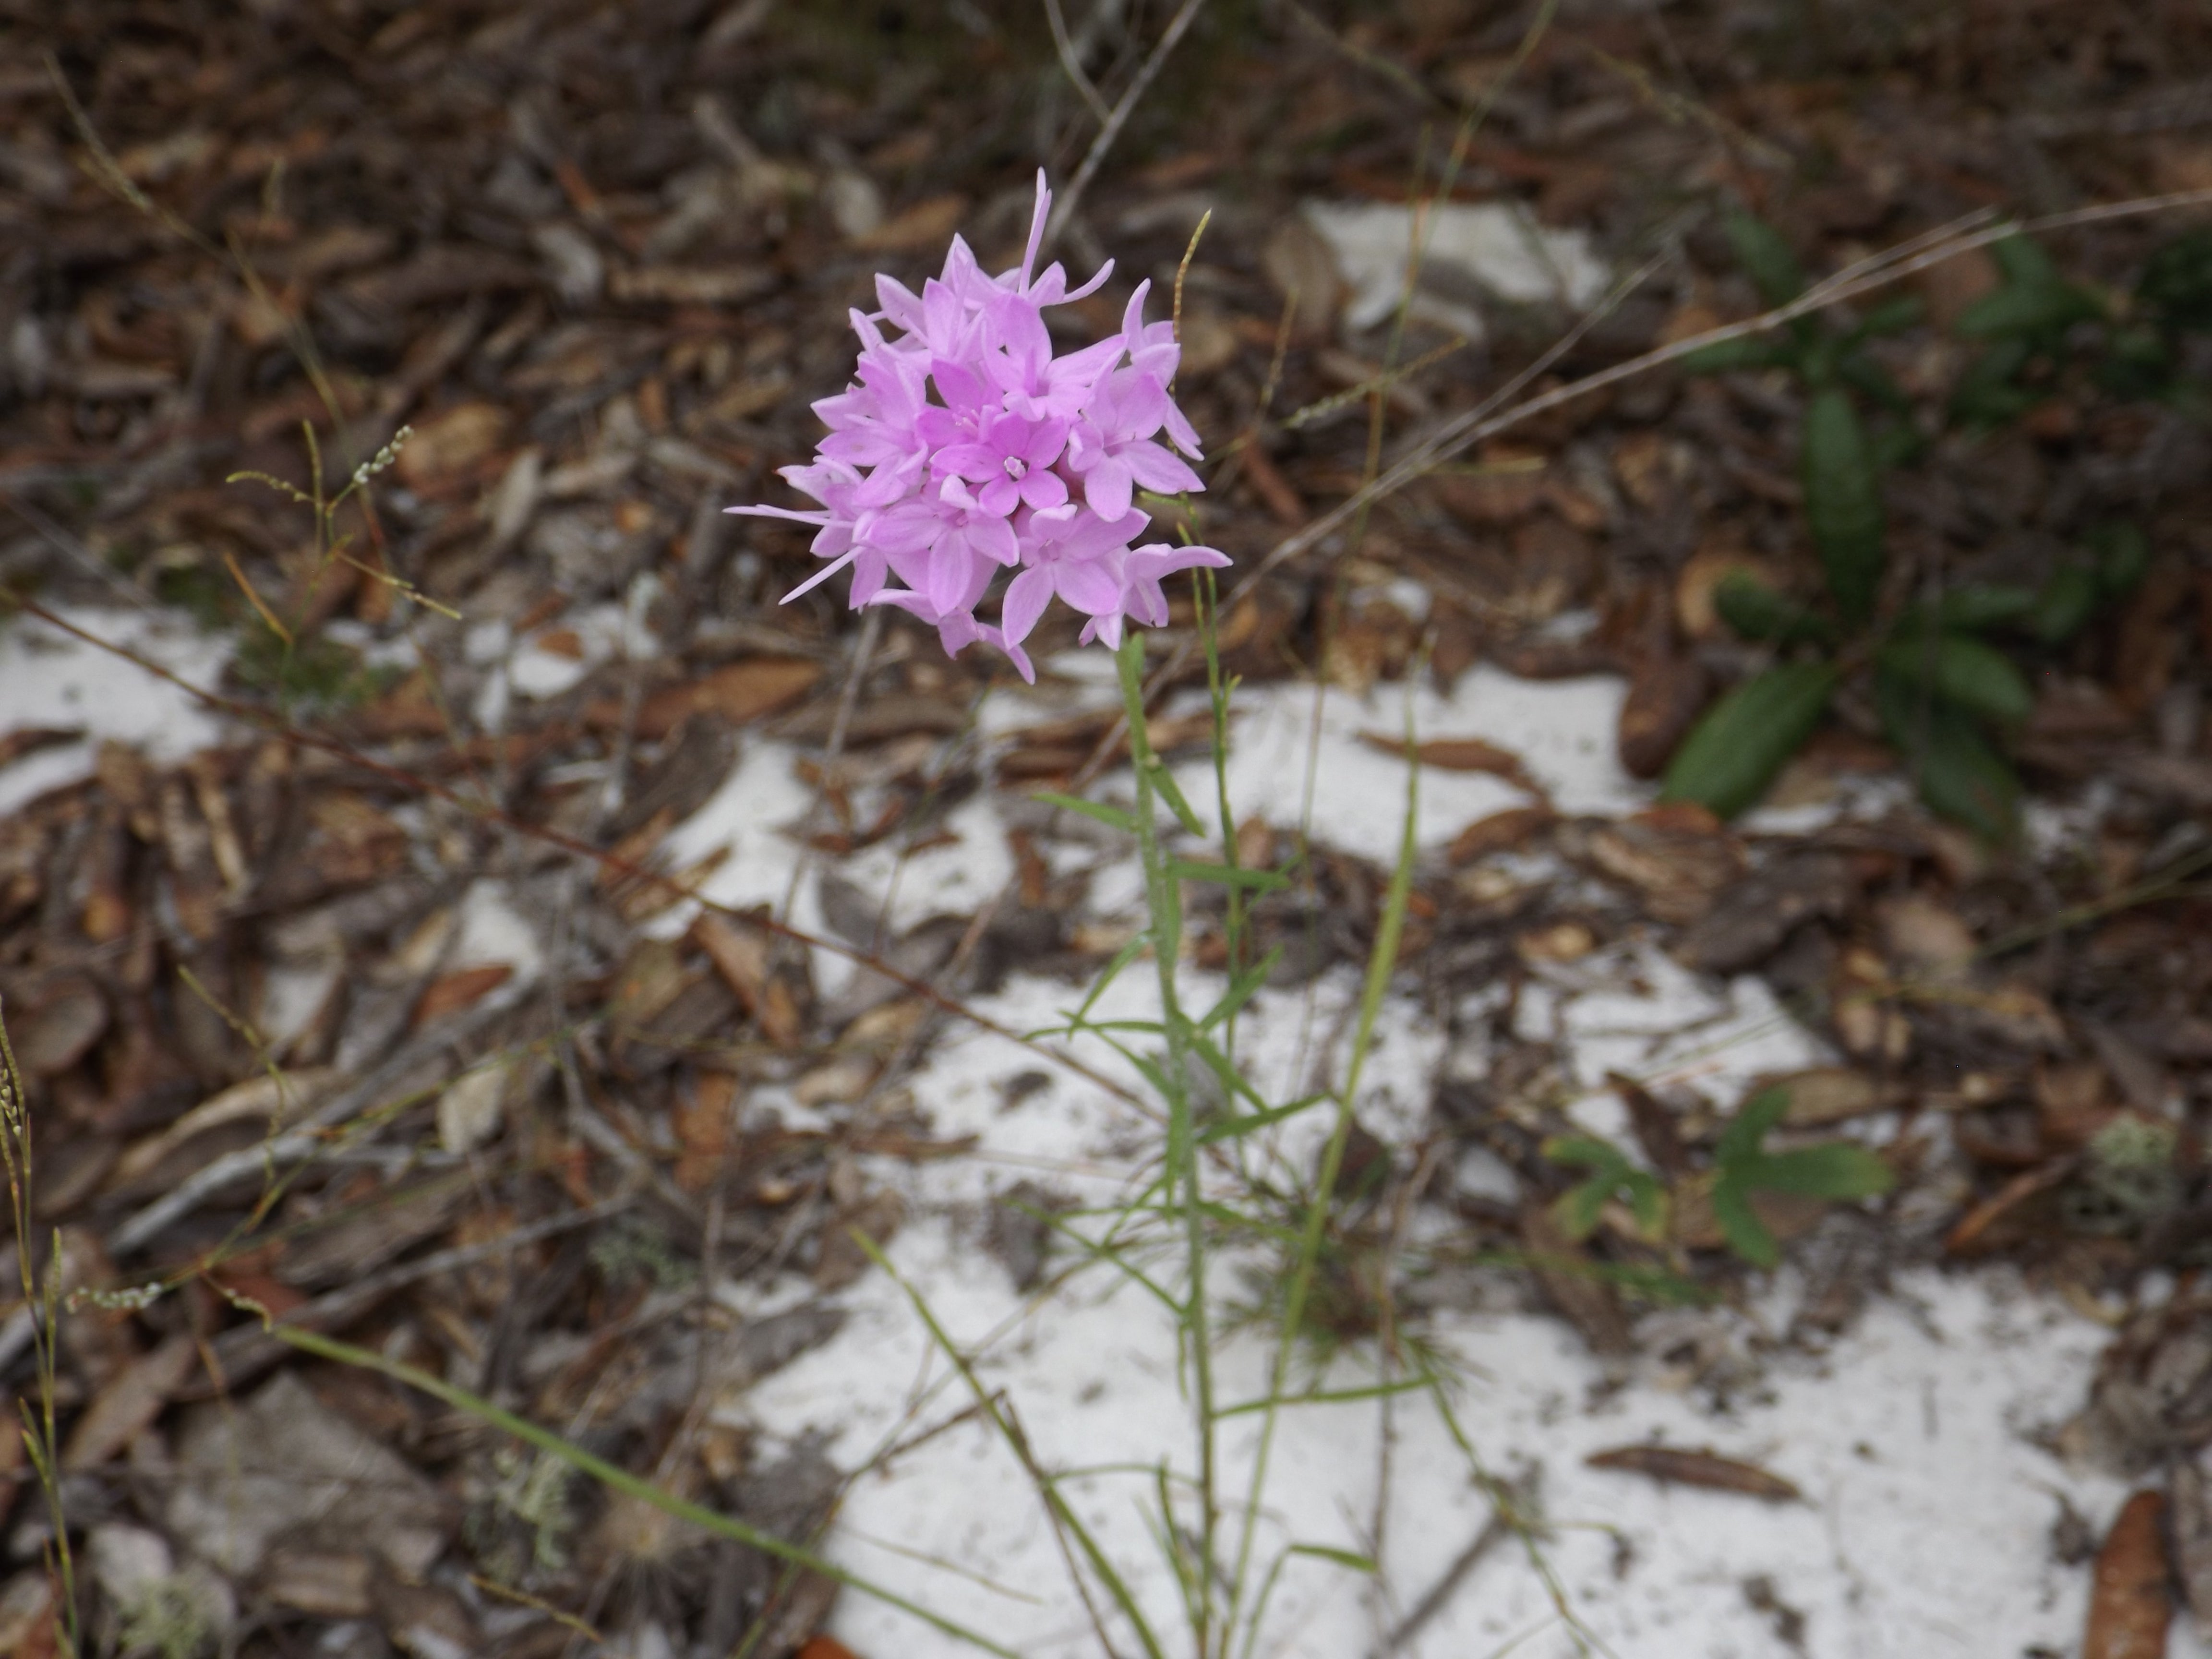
[728,171,1229,675]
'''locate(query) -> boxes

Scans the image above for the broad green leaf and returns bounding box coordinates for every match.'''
[1713,570,1837,646]
[1709,1177,1779,1268]
[1659,662,1837,820]
[1912,717,2021,844]
[1725,210,1806,307]
[1679,335,1786,376]
[1033,791,1134,834]
[2029,564,2099,644]
[1876,674,2022,842]
[1744,1143,1895,1200]
[1875,634,2034,727]
[1800,388,1885,625]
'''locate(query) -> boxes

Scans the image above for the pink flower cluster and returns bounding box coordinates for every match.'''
[727,171,1227,680]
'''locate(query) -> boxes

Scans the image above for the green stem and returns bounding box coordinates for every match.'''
[1116,632,1219,1657]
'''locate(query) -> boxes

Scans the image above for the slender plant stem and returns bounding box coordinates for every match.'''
[1115,632,1220,1656]
[1229,705,1420,1659]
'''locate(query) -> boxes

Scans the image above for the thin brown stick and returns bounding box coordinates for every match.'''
[1043,0,1114,125]
[1245,185,2212,589]
[1044,0,1209,251]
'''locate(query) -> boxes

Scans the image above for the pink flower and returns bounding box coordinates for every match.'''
[727,169,1227,679]
[934,409,1071,516]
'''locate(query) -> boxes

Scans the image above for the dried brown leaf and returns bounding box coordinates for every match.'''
[1586,1444,1803,1503]
[2085,1490,2171,1659]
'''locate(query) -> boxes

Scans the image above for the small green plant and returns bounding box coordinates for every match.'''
[1660,211,2185,838]
[1706,1087,1895,1268]
[115,1574,222,1659]
[1543,1087,1893,1269]
[2066,1114,2182,1235]
[225,423,453,717]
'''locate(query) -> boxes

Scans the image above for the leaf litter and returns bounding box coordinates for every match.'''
[0,0,2210,1656]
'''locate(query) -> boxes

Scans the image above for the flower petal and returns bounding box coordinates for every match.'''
[1001,565,1054,645]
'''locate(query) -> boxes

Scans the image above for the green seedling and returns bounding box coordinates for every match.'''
[1543,1135,1670,1243]
[1707,1087,1894,1269]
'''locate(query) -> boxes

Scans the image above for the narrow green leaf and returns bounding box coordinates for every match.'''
[1744,1144,1896,1200]
[1659,662,1837,820]
[1034,791,1135,834]
[1169,860,1289,893]
[1195,1092,1331,1144]
[1710,1177,1779,1268]
[1725,210,1806,307]
[1072,929,1154,1024]
[1800,388,1885,625]
[1542,1135,1631,1176]
[1287,1543,1379,1573]
[1199,946,1284,1032]
[1149,764,1208,838]
[1717,1086,1791,1164]
[1216,1379,1429,1417]
[1875,634,2034,727]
